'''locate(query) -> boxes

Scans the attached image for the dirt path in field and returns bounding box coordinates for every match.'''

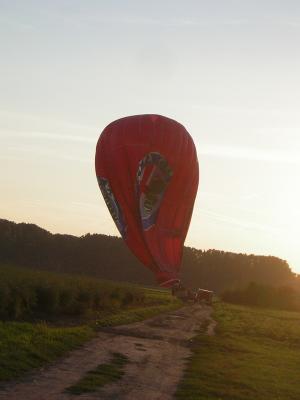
[0,304,215,400]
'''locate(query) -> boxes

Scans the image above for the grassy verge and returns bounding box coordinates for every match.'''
[176,301,300,400]
[0,322,94,383]
[65,352,128,395]
[95,290,182,327]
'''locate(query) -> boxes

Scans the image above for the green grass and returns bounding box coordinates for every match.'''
[176,301,300,400]
[0,321,95,383]
[65,352,128,395]
[95,291,182,327]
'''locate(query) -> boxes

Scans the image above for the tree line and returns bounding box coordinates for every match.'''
[0,219,298,293]
[222,282,300,311]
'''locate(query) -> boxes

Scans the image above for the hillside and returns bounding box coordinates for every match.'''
[0,219,298,292]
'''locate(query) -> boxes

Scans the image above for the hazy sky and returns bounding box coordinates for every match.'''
[1,1,300,273]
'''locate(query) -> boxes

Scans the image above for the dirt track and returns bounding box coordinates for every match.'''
[0,304,215,400]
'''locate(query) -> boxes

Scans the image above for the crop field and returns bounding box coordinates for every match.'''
[0,264,147,320]
[176,301,300,400]
[0,264,180,321]
[0,264,181,382]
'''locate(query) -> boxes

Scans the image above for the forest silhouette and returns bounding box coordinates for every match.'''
[0,219,298,293]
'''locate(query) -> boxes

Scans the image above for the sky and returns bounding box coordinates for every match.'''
[1,1,300,273]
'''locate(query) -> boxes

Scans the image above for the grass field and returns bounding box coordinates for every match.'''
[176,301,300,400]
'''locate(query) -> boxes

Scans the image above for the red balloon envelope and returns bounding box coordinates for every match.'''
[95,114,199,287]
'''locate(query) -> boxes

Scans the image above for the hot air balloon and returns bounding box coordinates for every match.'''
[95,114,199,287]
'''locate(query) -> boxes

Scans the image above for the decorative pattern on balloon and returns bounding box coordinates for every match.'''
[136,152,173,230]
[97,177,127,238]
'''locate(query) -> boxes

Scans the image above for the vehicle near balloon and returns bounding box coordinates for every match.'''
[95,114,199,288]
[171,283,213,304]
[194,289,214,305]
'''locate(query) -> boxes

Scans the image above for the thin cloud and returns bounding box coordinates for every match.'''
[65,14,197,28]
[4,130,95,144]
[191,104,298,116]
[0,15,34,31]
[62,12,249,29]
[200,208,280,235]
[71,201,100,210]
[198,144,300,165]
[3,142,90,164]
[0,109,97,134]
[201,191,260,205]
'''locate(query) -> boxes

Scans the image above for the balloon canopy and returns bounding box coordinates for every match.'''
[95,114,199,287]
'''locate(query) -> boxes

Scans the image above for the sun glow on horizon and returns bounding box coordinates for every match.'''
[1,1,300,273]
